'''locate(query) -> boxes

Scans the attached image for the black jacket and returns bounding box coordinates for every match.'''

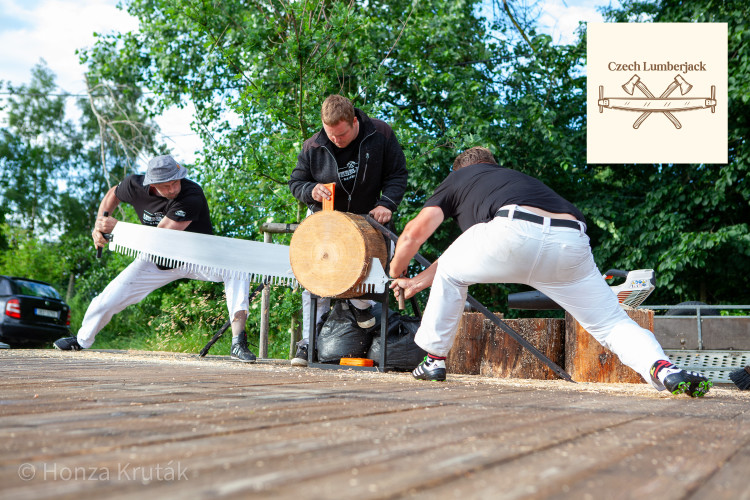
[289,108,407,215]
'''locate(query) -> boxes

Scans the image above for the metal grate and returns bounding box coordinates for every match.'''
[665,350,749,383]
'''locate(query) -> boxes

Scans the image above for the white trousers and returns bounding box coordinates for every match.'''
[76,256,250,348]
[415,207,668,390]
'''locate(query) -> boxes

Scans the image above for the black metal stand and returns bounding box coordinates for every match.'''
[306,220,396,372]
[306,291,389,372]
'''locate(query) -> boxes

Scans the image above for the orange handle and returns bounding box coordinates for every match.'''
[322,183,335,211]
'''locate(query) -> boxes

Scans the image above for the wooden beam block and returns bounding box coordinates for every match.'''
[447,313,565,380]
[564,309,654,383]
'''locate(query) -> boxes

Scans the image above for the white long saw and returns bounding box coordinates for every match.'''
[108,222,297,287]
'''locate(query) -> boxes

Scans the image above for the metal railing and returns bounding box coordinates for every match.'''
[638,304,750,350]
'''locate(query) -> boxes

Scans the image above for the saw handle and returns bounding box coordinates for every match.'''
[397,286,405,310]
[321,183,335,211]
[96,211,111,259]
[603,268,628,279]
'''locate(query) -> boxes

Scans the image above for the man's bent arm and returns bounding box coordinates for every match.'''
[92,186,121,247]
[98,186,121,218]
[289,145,317,205]
[376,129,408,212]
[391,261,438,300]
[388,206,444,278]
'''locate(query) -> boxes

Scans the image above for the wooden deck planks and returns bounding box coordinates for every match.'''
[2,350,749,499]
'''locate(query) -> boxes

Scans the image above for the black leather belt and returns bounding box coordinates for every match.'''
[495,209,582,230]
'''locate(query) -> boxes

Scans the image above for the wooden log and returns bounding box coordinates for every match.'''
[289,211,387,299]
[564,309,654,383]
[446,312,565,380]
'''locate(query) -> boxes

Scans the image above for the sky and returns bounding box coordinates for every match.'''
[0,0,614,167]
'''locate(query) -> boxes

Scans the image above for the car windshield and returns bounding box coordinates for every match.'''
[13,279,62,300]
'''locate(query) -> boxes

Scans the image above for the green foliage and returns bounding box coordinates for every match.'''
[0,62,78,235]
[145,280,226,352]
[0,224,70,290]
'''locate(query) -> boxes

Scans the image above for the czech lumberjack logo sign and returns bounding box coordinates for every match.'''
[597,73,717,130]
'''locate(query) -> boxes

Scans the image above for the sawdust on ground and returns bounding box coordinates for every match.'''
[2,348,747,401]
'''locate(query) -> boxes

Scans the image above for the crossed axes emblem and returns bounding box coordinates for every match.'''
[598,74,716,129]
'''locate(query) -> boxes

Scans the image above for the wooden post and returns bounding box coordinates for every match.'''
[259,231,271,358]
[289,314,301,359]
[564,309,655,383]
[447,312,565,380]
[259,223,298,359]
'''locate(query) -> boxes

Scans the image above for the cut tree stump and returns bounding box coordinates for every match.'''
[447,312,565,380]
[289,211,387,298]
[564,309,655,383]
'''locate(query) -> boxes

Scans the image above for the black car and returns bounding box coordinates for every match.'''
[0,276,71,347]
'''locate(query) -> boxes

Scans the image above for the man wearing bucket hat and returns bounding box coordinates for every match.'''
[53,155,256,362]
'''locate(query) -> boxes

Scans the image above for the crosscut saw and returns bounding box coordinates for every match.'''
[107,221,298,286]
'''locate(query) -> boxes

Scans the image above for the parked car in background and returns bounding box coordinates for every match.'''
[0,276,71,347]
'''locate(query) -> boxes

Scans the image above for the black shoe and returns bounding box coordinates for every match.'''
[350,303,376,329]
[412,356,446,381]
[291,343,308,367]
[663,370,713,397]
[54,337,83,351]
[230,332,256,363]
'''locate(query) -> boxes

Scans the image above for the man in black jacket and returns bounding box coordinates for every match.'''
[288,94,408,366]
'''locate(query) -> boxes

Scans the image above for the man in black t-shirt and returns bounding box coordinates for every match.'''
[288,94,408,366]
[388,147,712,397]
[53,155,255,362]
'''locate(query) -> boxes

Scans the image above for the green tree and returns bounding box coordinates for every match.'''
[0,61,79,235]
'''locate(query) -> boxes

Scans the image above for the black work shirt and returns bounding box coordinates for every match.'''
[115,175,214,235]
[424,163,586,232]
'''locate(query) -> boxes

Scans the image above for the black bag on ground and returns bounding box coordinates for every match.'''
[367,305,426,371]
[316,301,373,363]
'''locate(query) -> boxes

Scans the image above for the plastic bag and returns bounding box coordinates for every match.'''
[316,301,373,363]
[367,308,426,371]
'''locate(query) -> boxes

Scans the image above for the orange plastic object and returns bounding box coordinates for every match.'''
[339,357,374,367]
[322,182,336,211]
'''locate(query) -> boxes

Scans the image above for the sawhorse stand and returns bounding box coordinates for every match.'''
[306,291,390,371]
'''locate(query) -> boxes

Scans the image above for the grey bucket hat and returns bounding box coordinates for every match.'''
[143,155,187,185]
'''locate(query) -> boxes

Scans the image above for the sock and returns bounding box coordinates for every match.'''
[651,359,681,383]
[231,311,247,343]
[427,354,446,367]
